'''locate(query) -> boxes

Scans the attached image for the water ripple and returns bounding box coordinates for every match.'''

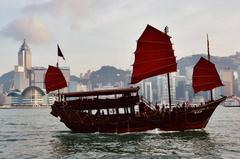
[0,107,240,158]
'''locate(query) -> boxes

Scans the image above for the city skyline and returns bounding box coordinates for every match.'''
[0,0,240,76]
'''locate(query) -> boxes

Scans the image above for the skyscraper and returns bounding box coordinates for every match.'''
[14,39,32,90]
[221,69,234,96]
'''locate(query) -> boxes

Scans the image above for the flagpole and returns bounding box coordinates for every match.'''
[57,55,59,68]
[56,44,66,101]
[57,44,60,101]
[57,44,59,68]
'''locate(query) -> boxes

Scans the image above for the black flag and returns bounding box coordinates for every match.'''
[57,44,65,60]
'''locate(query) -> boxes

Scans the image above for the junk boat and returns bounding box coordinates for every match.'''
[45,25,226,133]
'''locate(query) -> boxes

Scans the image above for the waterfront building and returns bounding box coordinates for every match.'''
[155,74,176,105]
[69,81,88,92]
[7,39,71,106]
[185,66,193,84]
[175,75,186,102]
[192,96,205,104]
[144,81,153,102]
[0,84,3,94]
[220,69,234,96]
[237,66,240,93]
[31,66,70,93]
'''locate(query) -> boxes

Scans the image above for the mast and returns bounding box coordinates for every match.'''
[165,26,172,109]
[207,34,213,101]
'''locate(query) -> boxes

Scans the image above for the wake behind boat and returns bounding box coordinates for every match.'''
[45,25,226,133]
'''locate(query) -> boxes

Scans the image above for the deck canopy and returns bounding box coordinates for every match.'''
[62,87,139,98]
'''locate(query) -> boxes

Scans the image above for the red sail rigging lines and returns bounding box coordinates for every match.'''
[131,24,177,84]
[192,57,223,93]
[44,65,67,93]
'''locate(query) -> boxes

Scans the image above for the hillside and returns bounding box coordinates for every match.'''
[88,66,130,88]
[0,71,14,92]
[177,54,240,75]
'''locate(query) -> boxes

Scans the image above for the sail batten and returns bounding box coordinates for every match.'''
[44,65,67,93]
[133,56,176,65]
[192,57,223,93]
[131,24,176,84]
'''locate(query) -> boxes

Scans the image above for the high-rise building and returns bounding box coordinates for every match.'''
[14,40,32,91]
[220,69,234,96]
[31,67,46,89]
[185,66,193,84]
[144,81,153,102]
[31,66,70,93]
[175,75,186,102]
[18,39,32,70]
[155,74,176,105]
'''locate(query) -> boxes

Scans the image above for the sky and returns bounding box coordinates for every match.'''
[0,0,240,76]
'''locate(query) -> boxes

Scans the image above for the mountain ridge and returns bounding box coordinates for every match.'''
[1,53,240,93]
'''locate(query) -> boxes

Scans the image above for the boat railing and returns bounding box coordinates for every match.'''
[60,95,140,110]
[140,97,155,110]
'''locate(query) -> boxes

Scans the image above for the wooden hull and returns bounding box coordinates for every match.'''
[51,97,226,133]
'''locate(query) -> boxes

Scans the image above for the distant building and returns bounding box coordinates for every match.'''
[236,65,240,96]
[175,75,186,102]
[31,67,46,90]
[185,66,193,84]
[192,96,205,104]
[6,86,55,106]
[144,81,153,102]
[69,81,87,92]
[156,76,165,103]
[14,40,32,91]
[7,39,71,106]
[221,69,234,96]
[31,66,70,93]
[156,74,176,105]
[0,84,3,94]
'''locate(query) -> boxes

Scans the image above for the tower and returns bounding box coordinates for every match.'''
[18,39,32,70]
[14,39,32,90]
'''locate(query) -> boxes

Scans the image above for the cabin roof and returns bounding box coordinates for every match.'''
[62,87,139,97]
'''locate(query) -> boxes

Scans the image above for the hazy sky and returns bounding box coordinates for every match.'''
[0,0,239,76]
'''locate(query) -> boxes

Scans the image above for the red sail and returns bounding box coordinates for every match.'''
[192,57,223,93]
[131,25,177,84]
[44,65,67,93]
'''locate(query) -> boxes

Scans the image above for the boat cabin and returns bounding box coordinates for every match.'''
[57,87,142,116]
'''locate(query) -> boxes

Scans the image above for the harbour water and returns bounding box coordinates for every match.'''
[0,106,240,159]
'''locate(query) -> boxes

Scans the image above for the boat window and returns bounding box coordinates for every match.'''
[123,107,129,114]
[128,107,131,113]
[119,108,125,114]
[109,108,116,115]
[134,105,139,113]
[100,109,108,115]
[92,109,97,115]
[83,110,88,113]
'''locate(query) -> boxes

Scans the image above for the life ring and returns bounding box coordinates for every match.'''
[63,101,68,106]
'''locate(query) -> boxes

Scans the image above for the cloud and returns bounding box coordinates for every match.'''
[23,0,90,16]
[0,17,52,44]
[21,0,96,30]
